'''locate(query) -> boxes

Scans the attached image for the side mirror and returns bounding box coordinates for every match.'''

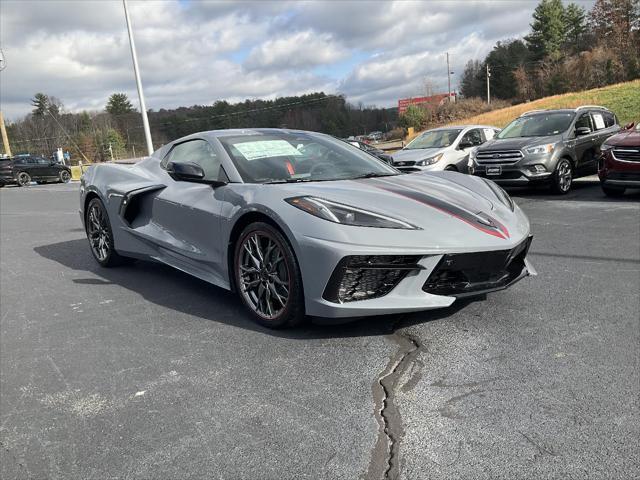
[576,126,592,136]
[458,141,473,150]
[167,161,206,182]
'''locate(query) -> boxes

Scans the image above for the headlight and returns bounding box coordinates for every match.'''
[600,143,613,152]
[416,153,443,166]
[525,144,555,155]
[285,196,420,229]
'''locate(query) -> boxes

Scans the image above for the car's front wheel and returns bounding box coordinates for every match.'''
[551,158,572,194]
[16,172,31,187]
[234,222,305,328]
[59,170,71,183]
[85,197,128,267]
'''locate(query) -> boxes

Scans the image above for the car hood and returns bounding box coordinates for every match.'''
[392,148,445,163]
[604,128,640,147]
[268,172,525,242]
[479,136,561,151]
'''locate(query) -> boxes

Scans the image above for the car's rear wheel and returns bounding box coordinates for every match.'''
[85,197,128,267]
[17,172,31,187]
[234,222,305,328]
[59,170,71,183]
[551,158,572,194]
[602,184,625,197]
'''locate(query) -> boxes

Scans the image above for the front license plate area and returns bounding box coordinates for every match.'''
[486,166,502,176]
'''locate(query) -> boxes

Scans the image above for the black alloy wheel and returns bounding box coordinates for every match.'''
[16,172,31,187]
[551,158,572,194]
[59,170,71,183]
[85,198,128,267]
[234,222,305,328]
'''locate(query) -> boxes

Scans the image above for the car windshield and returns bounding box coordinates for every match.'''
[498,113,574,138]
[404,129,462,149]
[218,132,398,184]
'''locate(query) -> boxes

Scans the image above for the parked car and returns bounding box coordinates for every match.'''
[344,139,393,164]
[469,106,620,193]
[80,128,534,328]
[367,131,383,141]
[391,125,500,173]
[0,157,13,187]
[598,122,640,196]
[11,154,72,186]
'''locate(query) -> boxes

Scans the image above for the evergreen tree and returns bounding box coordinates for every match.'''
[31,93,50,116]
[105,93,135,115]
[563,3,588,51]
[525,0,567,60]
[459,60,485,98]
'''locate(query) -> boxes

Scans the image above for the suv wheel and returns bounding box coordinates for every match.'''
[551,159,572,194]
[59,170,71,183]
[17,172,31,187]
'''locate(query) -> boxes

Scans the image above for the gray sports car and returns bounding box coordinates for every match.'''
[80,128,535,328]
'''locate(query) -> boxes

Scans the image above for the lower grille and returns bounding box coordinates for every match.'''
[323,255,422,303]
[423,237,532,296]
[613,148,640,162]
[608,172,640,181]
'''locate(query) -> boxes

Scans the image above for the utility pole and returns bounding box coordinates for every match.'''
[486,64,491,105]
[446,52,452,103]
[0,112,11,157]
[0,49,11,157]
[123,0,154,156]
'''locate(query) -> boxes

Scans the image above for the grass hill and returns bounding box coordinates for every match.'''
[448,80,640,128]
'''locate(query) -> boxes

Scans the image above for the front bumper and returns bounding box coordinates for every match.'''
[598,151,640,188]
[298,234,536,318]
[470,163,553,185]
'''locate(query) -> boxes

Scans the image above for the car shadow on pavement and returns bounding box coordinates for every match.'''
[34,239,477,340]
[509,179,640,203]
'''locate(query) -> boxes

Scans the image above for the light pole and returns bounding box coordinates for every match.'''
[123,0,154,156]
[0,48,12,157]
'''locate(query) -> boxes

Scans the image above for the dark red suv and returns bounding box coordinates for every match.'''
[598,123,640,196]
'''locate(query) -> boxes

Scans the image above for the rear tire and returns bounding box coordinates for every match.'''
[551,158,572,194]
[16,172,31,187]
[602,184,625,197]
[85,197,129,267]
[234,222,305,329]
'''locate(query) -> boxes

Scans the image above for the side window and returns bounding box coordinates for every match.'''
[164,139,221,181]
[482,128,497,141]
[602,112,616,128]
[461,129,483,146]
[575,113,592,131]
[591,112,606,131]
[37,158,49,165]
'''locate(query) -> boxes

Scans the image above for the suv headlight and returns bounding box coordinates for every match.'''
[417,153,443,166]
[600,143,613,152]
[286,196,420,229]
[525,144,555,155]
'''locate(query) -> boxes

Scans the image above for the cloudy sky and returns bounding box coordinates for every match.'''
[0,0,593,120]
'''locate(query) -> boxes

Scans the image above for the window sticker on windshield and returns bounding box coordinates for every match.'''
[234,140,303,160]
[593,114,605,130]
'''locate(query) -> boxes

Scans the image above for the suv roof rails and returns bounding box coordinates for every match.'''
[522,109,547,116]
[575,105,610,111]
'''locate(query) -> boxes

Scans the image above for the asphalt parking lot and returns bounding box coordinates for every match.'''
[1,180,638,479]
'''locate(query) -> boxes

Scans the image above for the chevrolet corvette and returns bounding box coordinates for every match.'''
[80,129,535,328]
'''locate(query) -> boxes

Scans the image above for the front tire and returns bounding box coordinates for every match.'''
[59,170,71,183]
[85,197,128,267]
[602,184,625,197]
[16,172,31,187]
[234,222,305,328]
[551,158,572,194]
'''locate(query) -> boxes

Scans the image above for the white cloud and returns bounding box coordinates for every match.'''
[0,0,567,120]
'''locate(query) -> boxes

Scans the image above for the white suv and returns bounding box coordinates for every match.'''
[391,125,500,173]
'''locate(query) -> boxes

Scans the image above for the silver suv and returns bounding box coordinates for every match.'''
[469,106,620,193]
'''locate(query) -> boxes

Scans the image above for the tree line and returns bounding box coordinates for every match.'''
[460,0,640,102]
[4,92,397,163]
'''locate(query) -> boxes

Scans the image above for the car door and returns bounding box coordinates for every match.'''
[572,112,596,171]
[37,157,57,178]
[152,138,228,284]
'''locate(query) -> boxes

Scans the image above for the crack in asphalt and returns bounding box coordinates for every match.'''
[367,322,424,480]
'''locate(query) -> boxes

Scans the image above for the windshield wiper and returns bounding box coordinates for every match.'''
[264,178,313,184]
[350,172,398,180]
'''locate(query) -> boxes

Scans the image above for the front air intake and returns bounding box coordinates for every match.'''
[323,255,422,303]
